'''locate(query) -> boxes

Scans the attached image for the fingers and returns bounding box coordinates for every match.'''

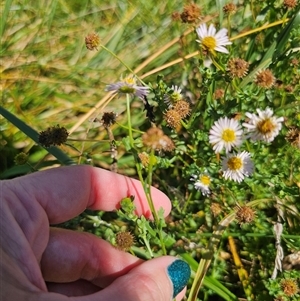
[11,165,171,224]
[42,229,191,301]
[41,228,143,287]
[83,257,190,301]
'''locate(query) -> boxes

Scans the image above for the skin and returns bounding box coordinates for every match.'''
[0,165,185,301]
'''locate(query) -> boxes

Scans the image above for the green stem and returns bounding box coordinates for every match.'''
[126,94,135,147]
[101,45,146,86]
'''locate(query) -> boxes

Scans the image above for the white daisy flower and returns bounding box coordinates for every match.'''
[243,108,284,143]
[106,75,149,100]
[221,151,254,183]
[190,172,212,196]
[209,117,244,153]
[196,23,232,56]
[164,85,183,107]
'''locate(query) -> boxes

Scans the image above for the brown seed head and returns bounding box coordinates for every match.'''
[254,69,275,89]
[280,278,299,296]
[180,3,201,23]
[115,232,135,251]
[210,203,222,217]
[227,58,250,78]
[214,88,225,100]
[164,109,182,129]
[101,112,118,128]
[138,152,150,167]
[173,100,191,119]
[142,127,175,152]
[171,12,181,21]
[235,205,256,224]
[290,58,299,67]
[286,127,300,149]
[85,33,100,51]
[39,125,69,147]
[283,0,297,9]
[223,3,237,14]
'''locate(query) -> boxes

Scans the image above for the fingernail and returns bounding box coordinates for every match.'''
[167,259,191,298]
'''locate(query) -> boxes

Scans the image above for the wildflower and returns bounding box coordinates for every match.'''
[283,0,297,9]
[223,3,237,14]
[164,85,183,107]
[209,117,243,153]
[101,112,118,128]
[254,69,275,89]
[280,278,299,296]
[180,3,201,23]
[85,33,100,51]
[142,127,175,152]
[190,172,212,196]
[106,75,149,100]
[173,100,191,119]
[39,125,69,147]
[164,109,182,129]
[196,23,232,56]
[227,58,249,78]
[221,151,254,183]
[243,108,284,143]
[115,231,135,251]
[235,205,256,224]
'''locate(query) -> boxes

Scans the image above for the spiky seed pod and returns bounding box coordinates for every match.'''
[85,33,100,50]
[235,205,256,224]
[115,232,135,251]
[39,125,69,147]
[254,69,275,89]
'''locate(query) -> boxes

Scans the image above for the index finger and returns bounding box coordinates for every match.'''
[12,165,171,224]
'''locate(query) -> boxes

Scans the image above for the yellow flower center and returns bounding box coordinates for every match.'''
[202,36,217,52]
[257,118,275,134]
[199,175,211,186]
[227,157,243,170]
[221,129,236,142]
[122,76,136,85]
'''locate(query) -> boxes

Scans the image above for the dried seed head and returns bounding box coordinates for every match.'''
[235,205,256,224]
[283,0,297,9]
[85,33,100,51]
[115,231,135,251]
[290,58,299,67]
[286,127,300,149]
[223,3,237,14]
[164,109,182,129]
[14,152,28,165]
[214,88,224,100]
[227,58,249,78]
[101,112,118,128]
[180,3,201,23]
[39,125,69,147]
[173,99,191,119]
[138,152,150,167]
[210,203,222,217]
[280,278,299,296]
[254,69,275,89]
[142,127,175,152]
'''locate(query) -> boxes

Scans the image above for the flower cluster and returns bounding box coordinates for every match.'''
[191,107,284,189]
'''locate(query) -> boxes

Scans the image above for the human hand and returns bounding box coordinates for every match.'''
[0,165,190,301]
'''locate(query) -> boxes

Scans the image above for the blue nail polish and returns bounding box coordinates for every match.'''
[167,259,191,298]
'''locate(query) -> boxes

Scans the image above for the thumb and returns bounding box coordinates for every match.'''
[86,257,190,301]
